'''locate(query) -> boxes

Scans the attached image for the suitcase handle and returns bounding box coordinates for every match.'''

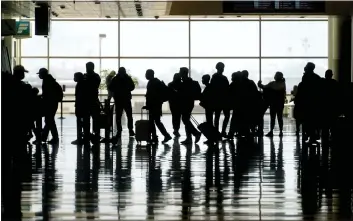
[190,115,199,127]
[141,108,149,120]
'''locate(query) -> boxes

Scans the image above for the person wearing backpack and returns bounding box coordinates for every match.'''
[38,68,63,144]
[179,67,201,145]
[143,69,172,144]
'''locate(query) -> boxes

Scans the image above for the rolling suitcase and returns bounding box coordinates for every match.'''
[190,115,222,142]
[135,109,150,144]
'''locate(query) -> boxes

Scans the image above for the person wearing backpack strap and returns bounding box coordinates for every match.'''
[179,67,201,145]
[144,69,172,144]
[38,68,61,144]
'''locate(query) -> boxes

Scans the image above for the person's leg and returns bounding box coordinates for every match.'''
[181,111,200,144]
[149,111,158,141]
[295,119,301,136]
[124,100,134,135]
[171,108,181,136]
[277,106,284,136]
[205,108,213,125]
[266,106,276,136]
[154,113,170,139]
[214,109,221,132]
[48,103,59,142]
[114,102,124,136]
[221,109,230,136]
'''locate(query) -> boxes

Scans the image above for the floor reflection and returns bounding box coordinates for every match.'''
[1,114,352,220]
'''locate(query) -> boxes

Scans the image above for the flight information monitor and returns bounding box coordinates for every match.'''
[223,1,326,13]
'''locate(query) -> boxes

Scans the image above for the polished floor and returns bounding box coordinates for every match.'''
[6,115,353,220]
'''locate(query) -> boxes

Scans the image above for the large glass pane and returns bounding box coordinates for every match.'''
[261,21,328,57]
[261,58,328,93]
[120,59,189,89]
[20,58,48,87]
[21,22,48,56]
[190,21,259,57]
[191,59,260,85]
[49,21,118,56]
[49,58,100,87]
[120,21,189,57]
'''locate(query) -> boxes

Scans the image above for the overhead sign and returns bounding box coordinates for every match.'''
[223,1,326,14]
[14,21,31,39]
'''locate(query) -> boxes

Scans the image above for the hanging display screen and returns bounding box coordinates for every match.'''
[223,1,326,13]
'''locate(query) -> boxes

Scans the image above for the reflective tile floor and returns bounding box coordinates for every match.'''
[4,114,353,220]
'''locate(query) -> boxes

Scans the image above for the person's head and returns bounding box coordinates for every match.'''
[325,69,333,80]
[241,70,249,79]
[32,87,39,95]
[13,65,28,81]
[109,70,116,77]
[74,72,83,82]
[86,62,95,73]
[145,69,154,80]
[274,71,284,81]
[118,67,127,76]
[215,62,225,74]
[202,74,211,85]
[173,73,181,82]
[179,67,189,80]
[304,62,315,74]
[37,68,49,79]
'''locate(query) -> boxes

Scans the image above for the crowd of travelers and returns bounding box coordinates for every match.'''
[2,61,352,148]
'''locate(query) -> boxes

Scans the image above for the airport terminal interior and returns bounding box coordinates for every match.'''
[1,1,353,220]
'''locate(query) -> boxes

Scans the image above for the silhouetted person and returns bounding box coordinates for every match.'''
[291,85,301,136]
[144,69,172,144]
[227,71,243,139]
[258,71,286,137]
[168,73,182,137]
[295,62,323,143]
[200,74,213,125]
[109,67,135,139]
[72,72,85,145]
[106,70,116,103]
[210,62,230,137]
[38,68,62,144]
[179,67,201,145]
[322,69,339,138]
[82,62,101,144]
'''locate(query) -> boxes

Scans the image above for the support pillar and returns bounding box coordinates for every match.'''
[329,16,352,83]
[1,14,14,70]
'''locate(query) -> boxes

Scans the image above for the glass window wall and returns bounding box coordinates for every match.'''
[19,17,329,93]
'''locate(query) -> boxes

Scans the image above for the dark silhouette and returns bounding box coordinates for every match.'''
[210,62,230,137]
[38,68,63,144]
[72,72,85,145]
[179,67,201,145]
[30,87,42,145]
[200,74,213,126]
[144,69,172,144]
[258,71,286,137]
[291,85,301,136]
[82,62,101,144]
[295,62,323,143]
[106,70,116,103]
[321,69,339,138]
[109,67,135,139]
[168,73,182,137]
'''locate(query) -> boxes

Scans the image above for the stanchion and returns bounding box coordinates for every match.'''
[58,100,65,119]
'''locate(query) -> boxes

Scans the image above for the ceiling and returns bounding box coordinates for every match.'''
[2,1,170,18]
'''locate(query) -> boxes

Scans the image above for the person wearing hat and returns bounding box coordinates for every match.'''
[38,68,63,144]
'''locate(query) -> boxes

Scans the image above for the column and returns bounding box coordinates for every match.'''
[328,16,352,83]
[2,14,14,70]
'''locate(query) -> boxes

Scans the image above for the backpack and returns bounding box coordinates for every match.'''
[54,81,64,102]
[160,80,170,103]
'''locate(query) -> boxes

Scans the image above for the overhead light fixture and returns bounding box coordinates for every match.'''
[105,15,111,18]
